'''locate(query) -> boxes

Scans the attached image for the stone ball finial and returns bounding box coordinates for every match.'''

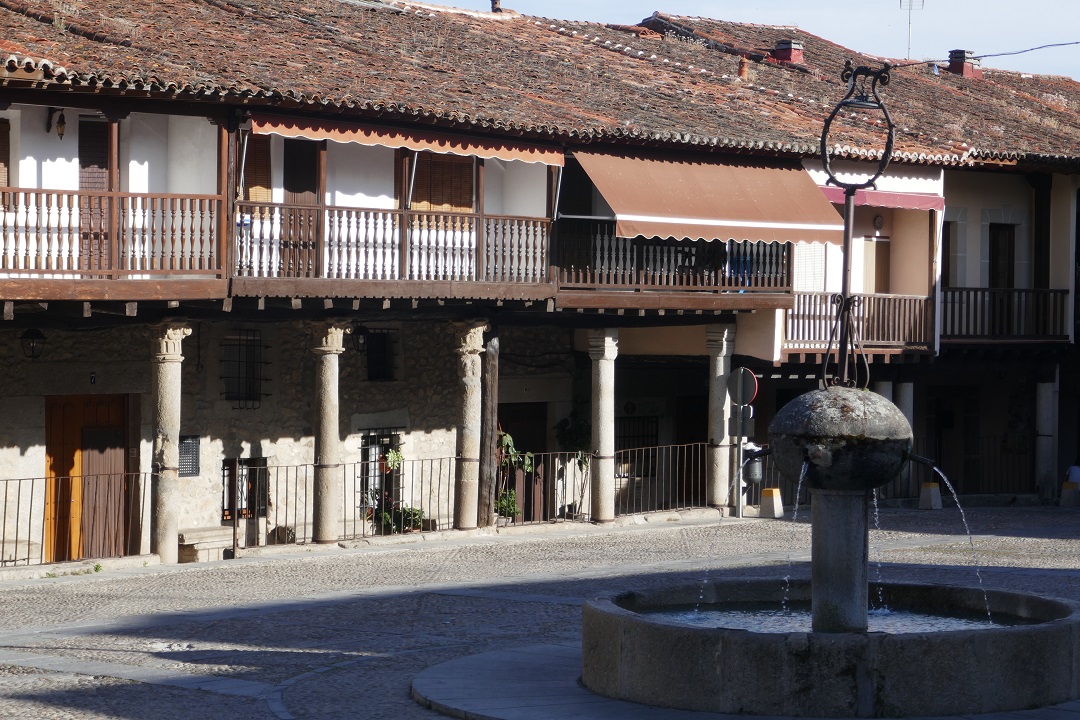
[768,386,912,492]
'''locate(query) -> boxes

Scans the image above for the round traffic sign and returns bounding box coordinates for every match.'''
[726,367,758,405]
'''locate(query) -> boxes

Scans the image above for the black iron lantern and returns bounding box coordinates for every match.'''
[20,328,45,359]
[352,325,368,353]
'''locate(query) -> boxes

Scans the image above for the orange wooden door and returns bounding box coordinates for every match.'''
[44,395,127,562]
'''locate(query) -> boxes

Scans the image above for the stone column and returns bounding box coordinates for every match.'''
[151,321,191,565]
[454,322,487,530]
[811,488,869,633]
[894,382,916,495]
[706,325,736,510]
[589,329,618,523]
[312,322,349,544]
[872,380,894,402]
[1036,379,1058,499]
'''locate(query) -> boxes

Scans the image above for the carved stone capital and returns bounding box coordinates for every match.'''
[706,324,736,358]
[453,321,488,357]
[152,322,192,363]
[587,328,618,362]
[312,321,351,356]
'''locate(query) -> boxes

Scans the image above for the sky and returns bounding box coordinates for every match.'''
[414,0,1080,80]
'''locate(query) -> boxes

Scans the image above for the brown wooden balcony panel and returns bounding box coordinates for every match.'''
[230,277,557,302]
[0,278,228,301]
[556,289,794,312]
[554,220,792,294]
[784,292,933,350]
[940,287,1068,341]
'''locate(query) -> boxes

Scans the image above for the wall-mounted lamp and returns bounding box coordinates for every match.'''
[19,328,45,360]
[45,107,66,140]
[352,325,368,353]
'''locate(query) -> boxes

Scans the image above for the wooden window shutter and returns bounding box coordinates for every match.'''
[244,134,272,203]
[0,119,9,187]
[78,118,109,192]
[411,153,473,212]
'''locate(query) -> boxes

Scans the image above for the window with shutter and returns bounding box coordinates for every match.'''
[243,134,272,203]
[0,119,10,188]
[283,138,318,206]
[78,118,109,192]
[411,153,474,213]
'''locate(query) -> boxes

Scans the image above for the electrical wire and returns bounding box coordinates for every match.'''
[887,40,1080,72]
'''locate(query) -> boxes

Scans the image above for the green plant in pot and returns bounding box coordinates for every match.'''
[378,503,425,533]
[495,488,521,518]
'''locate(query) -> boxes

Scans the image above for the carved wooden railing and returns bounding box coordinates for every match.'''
[555,219,791,292]
[0,188,224,277]
[785,292,933,350]
[235,202,550,283]
[940,288,1068,340]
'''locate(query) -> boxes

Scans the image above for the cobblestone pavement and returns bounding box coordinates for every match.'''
[0,507,1077,719]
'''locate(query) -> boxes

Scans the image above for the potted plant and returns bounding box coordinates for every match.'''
[377,501,425,534]
[495,488,521,521]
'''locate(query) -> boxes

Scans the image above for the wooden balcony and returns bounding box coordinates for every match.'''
[785,292,934,355]
[0,188,226,300]
[231,201,554,301]
[940,288,1069,341]
[554,219,793,311]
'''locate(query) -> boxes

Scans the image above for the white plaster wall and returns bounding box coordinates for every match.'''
[944,171,1032,288]
[16,105,78,190]
[121,113,168,194]
[736,310,783,363]
[167,116,218,194]
[484,159,547,217]
[326,143,396,209]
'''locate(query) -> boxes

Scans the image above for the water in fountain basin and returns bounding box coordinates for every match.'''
[647,602,1026,633]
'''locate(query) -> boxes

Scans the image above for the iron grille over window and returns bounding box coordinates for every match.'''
[221,329,269,409]
[365,329,398,382]
[222,458,268,521]
[178,435,200,477]
[358,429,404,508]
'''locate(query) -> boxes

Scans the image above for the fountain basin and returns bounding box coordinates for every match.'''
[582,579,1080,717]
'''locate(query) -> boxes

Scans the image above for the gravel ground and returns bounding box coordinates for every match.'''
[0,506,1076,719]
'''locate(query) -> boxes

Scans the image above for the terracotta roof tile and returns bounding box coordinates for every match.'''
[0,0,1077,167]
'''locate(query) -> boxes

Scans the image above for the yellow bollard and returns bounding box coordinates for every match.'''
[760,487,784,518]
[919,482,942,510]
[1061,481,1079,508]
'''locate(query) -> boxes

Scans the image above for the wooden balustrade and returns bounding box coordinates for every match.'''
[941,288,1068,340]
[0,188,222,277]
[235,202,551,283]
[786,292,933,350]
[555,219,792,292]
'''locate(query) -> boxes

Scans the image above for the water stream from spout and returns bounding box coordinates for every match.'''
[932,466,993,623]
[781,461,809,613]
[870,489,888,610]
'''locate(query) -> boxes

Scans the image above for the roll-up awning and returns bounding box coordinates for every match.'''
[573,151,843,243]
[819,186,945,212]
[250,113,564,166]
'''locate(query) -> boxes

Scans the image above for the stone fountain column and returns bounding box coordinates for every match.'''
[706,325,736,510]
[811,488,869,632]
[589,328,618,523]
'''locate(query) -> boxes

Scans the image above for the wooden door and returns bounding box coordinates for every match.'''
[45,395,127,562]
[282,138,320,276]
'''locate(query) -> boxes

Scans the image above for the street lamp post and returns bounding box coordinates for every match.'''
[819,61,896,387]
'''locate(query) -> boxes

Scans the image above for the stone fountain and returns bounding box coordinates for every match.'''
[579,64,1080,717]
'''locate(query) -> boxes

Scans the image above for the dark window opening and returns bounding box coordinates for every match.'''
[222,457,268,520]
[222,330,269,409]
[365,329,398,382]
[989,223,1016,289]
[358,429,404,510]
[178,435,200,477]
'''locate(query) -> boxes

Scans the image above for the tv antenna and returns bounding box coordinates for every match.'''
[900,0,924,59]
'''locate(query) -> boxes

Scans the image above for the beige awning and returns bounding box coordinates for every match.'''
[250,113,564,166]
[574,151,843,243]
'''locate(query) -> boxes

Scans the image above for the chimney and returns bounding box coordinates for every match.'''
[738,56,750,81]
[947,49,983,79]
[773,39,804,65]
[491,0,501,11]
